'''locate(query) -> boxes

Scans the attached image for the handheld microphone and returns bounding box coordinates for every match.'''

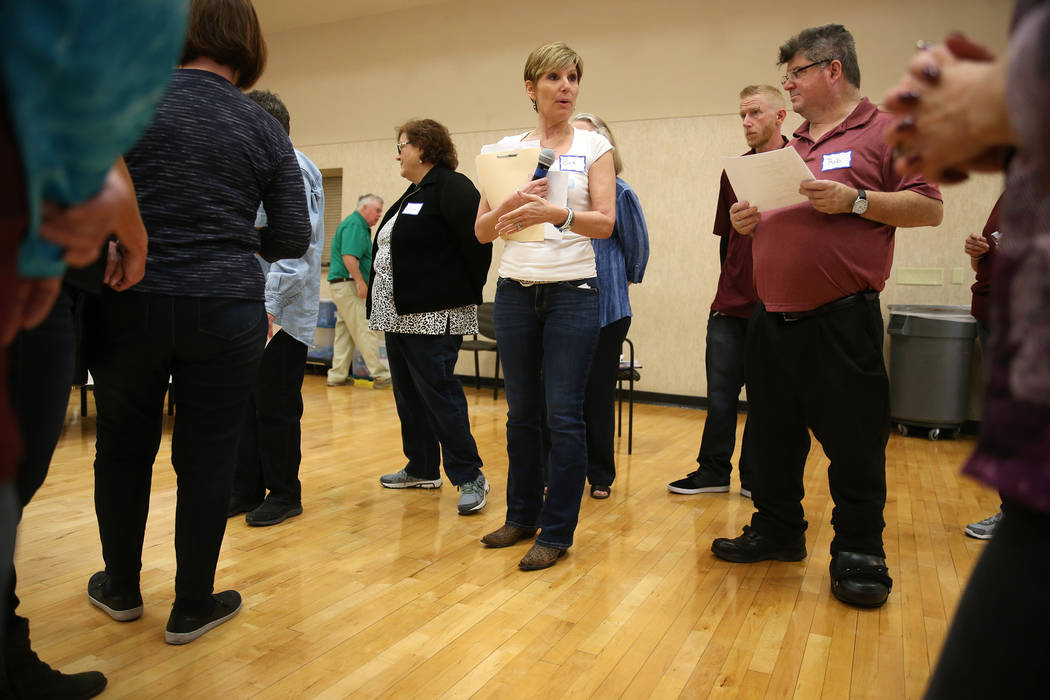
[532,148,556,180]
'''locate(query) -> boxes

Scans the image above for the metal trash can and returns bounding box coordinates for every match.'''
[887,304,976,440]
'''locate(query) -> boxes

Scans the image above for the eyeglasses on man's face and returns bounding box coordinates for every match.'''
[781,59,831,86]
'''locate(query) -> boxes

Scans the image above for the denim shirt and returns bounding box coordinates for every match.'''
[1,1,185,278]
[591,177,650,327]
[256,150,324,346]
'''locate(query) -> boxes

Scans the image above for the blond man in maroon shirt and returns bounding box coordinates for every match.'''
[668,84,786,499]
[711,24,943,609]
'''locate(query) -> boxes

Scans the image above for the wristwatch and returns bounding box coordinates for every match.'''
[851,188,868,215]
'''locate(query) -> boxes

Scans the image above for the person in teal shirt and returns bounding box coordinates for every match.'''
[327,195,391,387]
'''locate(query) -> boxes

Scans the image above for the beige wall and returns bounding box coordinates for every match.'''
[258,0,1013,399]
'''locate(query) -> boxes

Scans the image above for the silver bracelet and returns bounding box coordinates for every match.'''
[558,207,575,232]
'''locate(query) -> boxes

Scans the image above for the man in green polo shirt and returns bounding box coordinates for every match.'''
[326,193,391,388]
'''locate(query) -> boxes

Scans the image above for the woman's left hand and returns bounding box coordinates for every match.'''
[495,192,560,238]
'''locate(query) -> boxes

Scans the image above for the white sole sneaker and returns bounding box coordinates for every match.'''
[165,595,242,645]
[88,595,143,622]
[457,477,491,515]
[380,477,443,489]
[667,484,730,495]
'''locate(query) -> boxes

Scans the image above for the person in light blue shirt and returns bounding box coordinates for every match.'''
[571,113,650,499]
[231,90,324,527]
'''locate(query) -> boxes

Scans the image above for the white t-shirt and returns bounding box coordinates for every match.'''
[495,128,613,282]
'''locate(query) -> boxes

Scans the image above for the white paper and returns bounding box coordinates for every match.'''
[720,148,815,213]
[543,171,569,241]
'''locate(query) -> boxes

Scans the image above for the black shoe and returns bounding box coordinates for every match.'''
[227,497,263,518]
[668,468,730,494]
[86,571,143,622]
[165,591,242,645]
[2,616,107,700]
[829,552,892,608]
[245,500,303,527]
[711,525,807,563]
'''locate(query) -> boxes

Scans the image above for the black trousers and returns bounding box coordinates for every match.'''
[583,316,630,487]
[5,289,76,631]
[385,332,482,486]
[746,298,889,557]
[925,497,1050,698]
[233,329,308,505]
[91,291,265,607]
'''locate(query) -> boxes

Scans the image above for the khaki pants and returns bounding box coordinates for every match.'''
[327,281,389,383]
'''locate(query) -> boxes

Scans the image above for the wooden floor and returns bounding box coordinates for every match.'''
[18,376,996,699]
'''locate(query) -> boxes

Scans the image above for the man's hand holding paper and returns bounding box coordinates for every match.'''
[720,147,815,213]
[729,201,759,237]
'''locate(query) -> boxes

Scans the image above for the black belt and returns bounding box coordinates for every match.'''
[775,291,878,322]
[329,278,350,284]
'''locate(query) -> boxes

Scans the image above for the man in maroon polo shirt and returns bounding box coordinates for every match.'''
[668,84,786,499]
[711,24,943,609]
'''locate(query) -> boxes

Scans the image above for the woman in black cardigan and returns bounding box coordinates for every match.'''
[368,118,493,515]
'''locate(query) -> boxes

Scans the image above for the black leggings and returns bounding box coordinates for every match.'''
[925,497,1050,698]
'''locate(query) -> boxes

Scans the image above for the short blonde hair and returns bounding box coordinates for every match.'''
[572,112,622,175]
[738,84,786,110]
[523,42,583,86]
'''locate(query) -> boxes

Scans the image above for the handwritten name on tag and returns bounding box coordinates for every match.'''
[821,151,852,171]
[559,155,586,173]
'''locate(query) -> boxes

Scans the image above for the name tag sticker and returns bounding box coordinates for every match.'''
[403,202,423,215]
[821,151,852,171]
[559,154,586,173]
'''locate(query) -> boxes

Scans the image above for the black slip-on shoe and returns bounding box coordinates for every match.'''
[3,616,108,699]
[711,525,807,563]
[245,501,303,527]
[164,591,242,645]
[87,571,143,622]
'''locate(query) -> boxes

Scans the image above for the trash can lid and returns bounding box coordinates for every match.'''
[887,304,975,323]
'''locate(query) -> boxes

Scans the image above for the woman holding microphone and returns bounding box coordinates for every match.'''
[475,42,615,570]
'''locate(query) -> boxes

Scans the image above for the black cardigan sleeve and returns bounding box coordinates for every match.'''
[440,172,490,298]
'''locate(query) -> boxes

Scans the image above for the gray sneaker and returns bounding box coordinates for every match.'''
[457,473,490,514]
[379,468,442,489]
[964,510,1002,539]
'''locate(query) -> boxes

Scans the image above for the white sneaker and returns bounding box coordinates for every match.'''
[457,473,489,514]
[964,510,1002,540]
[379,468,442,489]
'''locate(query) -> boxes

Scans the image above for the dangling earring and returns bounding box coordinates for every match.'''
[531,99,537,112]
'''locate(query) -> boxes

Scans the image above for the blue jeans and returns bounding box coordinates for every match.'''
[90,290,265,607]
[696,311,753,487]
[385,332,483,486]
[494,277,599,549]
